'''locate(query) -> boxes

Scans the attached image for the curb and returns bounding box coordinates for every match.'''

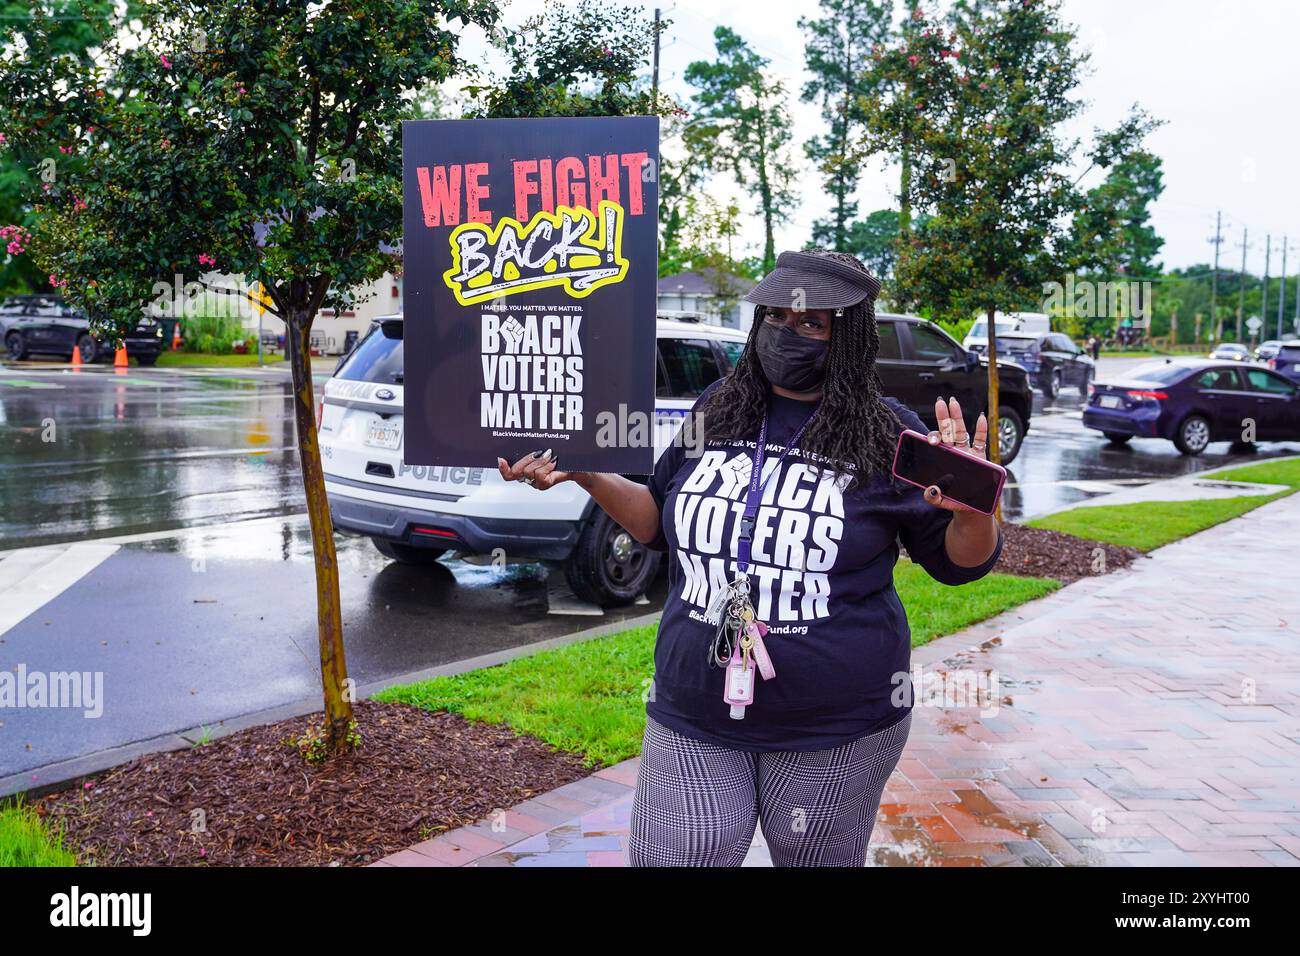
[0,609,662,802]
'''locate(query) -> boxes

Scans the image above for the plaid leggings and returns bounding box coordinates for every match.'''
[629,711,912,867]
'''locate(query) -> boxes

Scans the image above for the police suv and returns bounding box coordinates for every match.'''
[319,314,748,607]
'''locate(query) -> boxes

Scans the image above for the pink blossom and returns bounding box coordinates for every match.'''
[160,53,172,69]
[908,54,919,66]
[198,848,207,858]
[198,253,216,266]
[979,82,988,89]
[83,781,93,789]
[238,86,246,95]
[0,133,6,144]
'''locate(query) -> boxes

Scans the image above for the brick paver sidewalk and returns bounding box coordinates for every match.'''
[375,493,1300,867]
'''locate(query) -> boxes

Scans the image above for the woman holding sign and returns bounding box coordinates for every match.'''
[498,250,1002,867]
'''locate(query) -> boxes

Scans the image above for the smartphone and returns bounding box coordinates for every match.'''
[891,429,1007,516]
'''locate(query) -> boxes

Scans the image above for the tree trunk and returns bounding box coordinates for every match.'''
[984,305,1003,522]
[286,308,354,753]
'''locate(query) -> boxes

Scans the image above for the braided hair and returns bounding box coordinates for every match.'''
[697,249,901,490]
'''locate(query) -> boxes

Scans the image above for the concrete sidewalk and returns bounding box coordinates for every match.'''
[375,491,1300,867]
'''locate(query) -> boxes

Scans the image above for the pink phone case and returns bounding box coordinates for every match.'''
[890,428,1007,516]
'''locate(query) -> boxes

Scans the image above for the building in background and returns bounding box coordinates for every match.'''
[656,270,751,331]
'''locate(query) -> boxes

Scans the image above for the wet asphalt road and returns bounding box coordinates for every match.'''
[1,356,1297,779]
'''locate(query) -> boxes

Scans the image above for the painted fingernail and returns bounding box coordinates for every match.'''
[543,448,553,460]
[530,449,544,458]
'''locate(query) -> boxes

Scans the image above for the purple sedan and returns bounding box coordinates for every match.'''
[1083,358,1300,455]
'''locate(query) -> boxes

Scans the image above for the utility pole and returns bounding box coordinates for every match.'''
[1279,237,1289,340]
[651,7,661,107]
[1261,234,1271,346]
[1208,210,1223,330]
[1236,226,1248,342]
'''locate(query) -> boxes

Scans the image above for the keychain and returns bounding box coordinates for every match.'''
[711,405,816,719]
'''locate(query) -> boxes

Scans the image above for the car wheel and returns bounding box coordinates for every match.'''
[136,353,159,366]
[994,405,1024,465]
[1038,367,1061,399]
[75,334,98,364]
[565,506,661,607]
[371,537,447,564]
[5,331,27,361]
[1173,414,1211,456]
[1102,431,1132,445]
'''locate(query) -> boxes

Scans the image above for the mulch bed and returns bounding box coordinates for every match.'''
[992,521,1144,583]
[37,700,590,867]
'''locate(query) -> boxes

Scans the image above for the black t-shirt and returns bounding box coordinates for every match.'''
[644,383,1003,752]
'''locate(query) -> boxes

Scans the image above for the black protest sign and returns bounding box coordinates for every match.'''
[401,116,660,474]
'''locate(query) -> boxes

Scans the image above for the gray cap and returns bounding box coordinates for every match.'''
[743,251,882,310]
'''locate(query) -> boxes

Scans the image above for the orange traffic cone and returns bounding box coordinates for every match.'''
[70,343,82,369]
[171,322,182,351]
[114,345,128,368]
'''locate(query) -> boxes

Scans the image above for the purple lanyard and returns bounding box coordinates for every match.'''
[736,407,818,573]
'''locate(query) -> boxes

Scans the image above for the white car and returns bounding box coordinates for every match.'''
[319,314,748,606]
[963,311,1051,354]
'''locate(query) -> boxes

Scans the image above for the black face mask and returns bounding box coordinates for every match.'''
[754,320,829,391]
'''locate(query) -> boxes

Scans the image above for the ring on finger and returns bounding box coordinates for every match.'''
[521,475,536,487]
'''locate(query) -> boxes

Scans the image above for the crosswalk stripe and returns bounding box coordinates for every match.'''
[0,543,119,636]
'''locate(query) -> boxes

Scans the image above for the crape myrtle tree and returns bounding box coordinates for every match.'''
[859,0,1155,471]
[0,0,499,755]
[0,0,128,295]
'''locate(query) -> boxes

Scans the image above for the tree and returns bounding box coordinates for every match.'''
[799,0,893,251]
[466,0,667,119]
[685,26,797,274]
[0,0,499,754]
[1069,141,1165,279]
[0,0,126,295]
[860,0,1156,472]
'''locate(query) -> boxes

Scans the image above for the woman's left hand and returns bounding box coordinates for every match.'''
[922,397,989,513]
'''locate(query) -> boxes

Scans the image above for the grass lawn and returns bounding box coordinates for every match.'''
[0,800,76,867]
[155,351,286,367]
[375,565,1057,767]
[1028,457,1300,551]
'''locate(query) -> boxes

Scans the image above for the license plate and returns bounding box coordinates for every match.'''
[364,419,402,449]
[1099,394,1122,408]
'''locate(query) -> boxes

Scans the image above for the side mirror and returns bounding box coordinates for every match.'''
[964,349,979,372]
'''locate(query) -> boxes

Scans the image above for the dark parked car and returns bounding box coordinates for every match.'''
[1,294,167,364]
[1269,342,1300,383]
[972,331,1093,398]
[873,314,1033,463]
[1083,358,1300,455]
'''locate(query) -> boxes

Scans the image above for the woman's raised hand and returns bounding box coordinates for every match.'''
[923,397,990,512]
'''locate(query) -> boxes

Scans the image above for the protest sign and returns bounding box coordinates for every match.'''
[401,116,660,474]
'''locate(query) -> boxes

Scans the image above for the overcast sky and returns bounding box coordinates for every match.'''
[460,0,1298,275]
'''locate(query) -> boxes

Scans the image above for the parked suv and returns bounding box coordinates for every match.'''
[875,314,1033,464]
[1,294,167,364]
[322,312,1033,606]
[1269,342,1300,383]
[978,331,1094,398]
